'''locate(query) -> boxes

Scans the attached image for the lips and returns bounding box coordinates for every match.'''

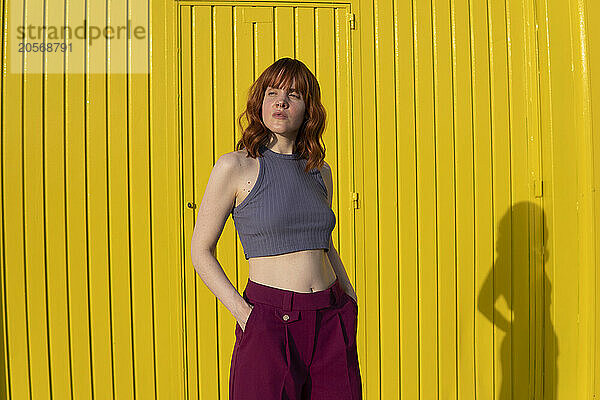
[272,112,287,119]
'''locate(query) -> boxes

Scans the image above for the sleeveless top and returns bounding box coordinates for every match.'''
[230,144,337,260]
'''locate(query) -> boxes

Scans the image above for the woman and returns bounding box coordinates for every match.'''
[190,57,362,399]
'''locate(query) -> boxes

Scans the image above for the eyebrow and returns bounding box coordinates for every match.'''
[269,87,299,92]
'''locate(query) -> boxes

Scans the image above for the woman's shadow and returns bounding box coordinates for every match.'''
[477,201,558,399]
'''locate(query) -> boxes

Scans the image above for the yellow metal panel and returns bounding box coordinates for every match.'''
[469,1,495,399]
[431,0,458,398]
[23,1,52,399]
[107,1,135,399]
[413,0,439,398]
[354,1,380,398]
[163,0,187,397]
[243,6,272,23]
[86,2,113,398]
[45,2,72,399]
[65,0,94,397]
[570,1,597,399]
[489,0,513,399]
[588,0,600,397]
[179,6,200,400]
[255,15,275,82]
[395,0,421,396]
[1,0,182,397]
[537,0,577,399]
[452,0,476,398]
[4,0,31,398]
[509,1,537,400]
[373,1,401,400]
[1,0,597,397]
[192,6,220,400]
[274,7,295,58]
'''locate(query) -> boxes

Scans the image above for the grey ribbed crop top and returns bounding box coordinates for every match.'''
[230,144,336,260]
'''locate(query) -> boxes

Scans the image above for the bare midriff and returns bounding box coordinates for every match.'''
[248,249,337,293]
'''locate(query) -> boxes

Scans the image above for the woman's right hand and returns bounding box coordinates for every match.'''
[238,303,254,332]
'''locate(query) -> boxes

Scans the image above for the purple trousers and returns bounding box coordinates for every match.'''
[229,277,362,400]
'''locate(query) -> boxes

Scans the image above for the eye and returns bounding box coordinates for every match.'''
[266,89,300,98]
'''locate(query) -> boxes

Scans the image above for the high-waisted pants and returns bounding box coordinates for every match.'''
[229,277,362,400]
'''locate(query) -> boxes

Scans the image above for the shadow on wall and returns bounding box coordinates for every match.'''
[478,201,558,399]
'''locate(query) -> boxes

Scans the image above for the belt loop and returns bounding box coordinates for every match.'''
[282,292,293,311]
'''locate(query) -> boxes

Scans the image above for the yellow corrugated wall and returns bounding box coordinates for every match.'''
[0,0,183,399]
[350,0,598,398]
[1,0,598,399]
[588,1,600,397]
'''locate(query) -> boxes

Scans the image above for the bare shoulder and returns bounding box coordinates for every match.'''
[214,150,239,169]
[230,149,258,175]
[230,149,260,206]
[214,150,242,183]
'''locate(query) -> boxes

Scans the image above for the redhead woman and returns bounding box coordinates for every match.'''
[190,57,362,400]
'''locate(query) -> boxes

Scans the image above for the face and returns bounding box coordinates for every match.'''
[261,79,306,138]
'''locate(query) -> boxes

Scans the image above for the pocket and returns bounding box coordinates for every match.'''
[238,303,260,345]
[244,305,259,332]
[338,294,358,347]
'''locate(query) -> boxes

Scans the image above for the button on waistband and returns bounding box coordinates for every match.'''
[276,309,300,323]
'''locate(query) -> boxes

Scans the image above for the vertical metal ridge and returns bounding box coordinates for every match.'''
[429,0,440,395]
[333,7,340,246]
[84,0,94,394]
[466,0,478,394]
[448,0,460,395]
[191,6,198,399]
[0,0,12,397]
[409,0,421,394]
[176,6,186,398]
[503,0,516,395]
[21,0,39,395]
[372,0,383,395]
[126,3,136,397]
[104,0,115,396]
[143,0,159,395]
[389,0,402,391]
[127,0,136,387]
[40,0,56,395]
[484,0,495,395]
[62,0,76,394]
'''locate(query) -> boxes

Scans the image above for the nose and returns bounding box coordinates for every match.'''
[275,98,288,108]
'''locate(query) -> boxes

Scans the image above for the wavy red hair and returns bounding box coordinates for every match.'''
[235,58,327,172]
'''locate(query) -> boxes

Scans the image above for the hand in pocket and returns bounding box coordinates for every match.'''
[240,304,254,332]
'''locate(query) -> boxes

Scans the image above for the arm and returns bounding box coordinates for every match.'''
[190,152,253,329]
[320,161,357,302]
